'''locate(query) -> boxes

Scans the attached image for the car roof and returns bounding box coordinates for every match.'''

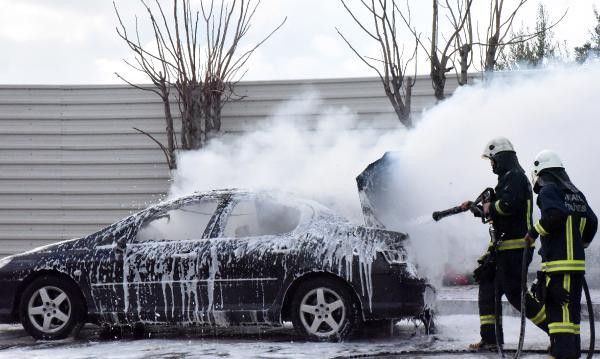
[155,188,339,219]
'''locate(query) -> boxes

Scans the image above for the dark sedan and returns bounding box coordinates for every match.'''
[0,189,434,341]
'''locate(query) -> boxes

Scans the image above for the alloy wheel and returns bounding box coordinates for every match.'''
[299,287,346,337]
[27,286,72,334]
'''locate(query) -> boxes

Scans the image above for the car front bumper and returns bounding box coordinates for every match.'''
[0,280,20,323]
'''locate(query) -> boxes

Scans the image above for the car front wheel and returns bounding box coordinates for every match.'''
[290,277,361,341]
[19,276,84,340]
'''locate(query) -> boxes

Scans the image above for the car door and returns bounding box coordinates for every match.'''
[204,194,303,324]
[87,215,139,323]
[123,196,225,323]
[89,195,225,324]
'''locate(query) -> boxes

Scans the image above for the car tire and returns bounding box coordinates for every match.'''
[290,277,361,342]
[19,275,84,340]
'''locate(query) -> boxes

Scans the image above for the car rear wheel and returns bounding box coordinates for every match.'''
[290,277,361,341]
[19,276,84,340]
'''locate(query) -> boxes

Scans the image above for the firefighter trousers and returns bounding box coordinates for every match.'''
[478,248,548,344]
[546,273,582,359]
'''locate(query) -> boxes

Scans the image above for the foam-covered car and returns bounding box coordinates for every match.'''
[0,186,435,341]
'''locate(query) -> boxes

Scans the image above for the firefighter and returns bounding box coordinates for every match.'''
[525,150,597,359]
[465,137,548,350]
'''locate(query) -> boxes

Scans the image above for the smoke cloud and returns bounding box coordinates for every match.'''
[169,63,600,286]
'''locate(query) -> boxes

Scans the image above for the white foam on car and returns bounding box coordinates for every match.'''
[53,191,410,327]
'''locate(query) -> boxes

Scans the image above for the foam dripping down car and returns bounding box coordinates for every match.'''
[0,187,435,341]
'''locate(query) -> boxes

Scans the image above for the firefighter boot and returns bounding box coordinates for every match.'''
[468,340,498,351]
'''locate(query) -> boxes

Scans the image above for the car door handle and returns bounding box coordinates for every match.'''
[272,246,289,254]
[172,252,196,259]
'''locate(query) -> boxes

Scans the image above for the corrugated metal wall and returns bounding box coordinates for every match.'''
[0,75,475,256]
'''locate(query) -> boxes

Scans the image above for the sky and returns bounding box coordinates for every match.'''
[0,0,598,84]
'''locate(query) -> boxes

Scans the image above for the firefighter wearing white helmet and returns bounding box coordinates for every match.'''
[464,137,548,351]
[481,136,515,159]
[525,150,597,359]
[530,149,564,186]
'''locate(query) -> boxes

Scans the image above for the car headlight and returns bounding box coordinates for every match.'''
[0,256,14,270]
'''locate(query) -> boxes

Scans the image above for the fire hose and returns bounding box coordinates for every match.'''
[433,190,596,359]
[583,277,595,359]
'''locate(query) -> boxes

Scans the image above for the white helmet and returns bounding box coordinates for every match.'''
[532,149,564,184]
[482,137,515,159]
[533,150,564,174]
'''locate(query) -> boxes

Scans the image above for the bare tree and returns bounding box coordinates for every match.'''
[447,0,474,86]
[394,0,472,100]
[114,2,178,169]
[337,0,418,128]
[114,0,286,168]
[481,0,528,72]
[199,1,286,138]
[428,0,473,99]
[497,4,565,70]
[478,0,565,72]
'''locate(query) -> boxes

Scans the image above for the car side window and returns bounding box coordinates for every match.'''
[134,199,219,243]
[223,198,301,238]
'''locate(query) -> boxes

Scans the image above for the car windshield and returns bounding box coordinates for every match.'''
[223,197,301,238]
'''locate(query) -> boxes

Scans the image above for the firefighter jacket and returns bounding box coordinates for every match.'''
[487,152,534,252]
[528,170,598,273]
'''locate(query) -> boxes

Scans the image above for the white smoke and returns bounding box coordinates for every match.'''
[169,63,600,286]
[169,91,405,221]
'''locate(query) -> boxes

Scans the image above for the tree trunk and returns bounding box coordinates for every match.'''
[202,76,224,140]
[190,86,203,149]
[458,44,471,85]
[178,84,203,150]
[204,92,222,139]
[485,34,499,72]
[404,77,413,127]
[384,80,412,128]
[430,0,445,101]
[429,54,446,100]
[432,74,445,100]
[179,86,192,150]
[160,89,177,169]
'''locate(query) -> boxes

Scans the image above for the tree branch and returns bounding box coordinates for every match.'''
[133,127,173,169]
